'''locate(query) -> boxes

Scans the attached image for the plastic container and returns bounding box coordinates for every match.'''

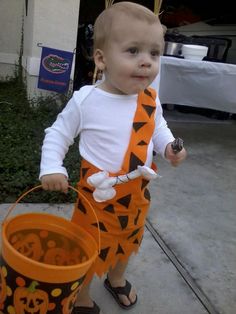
[182,44,208,61]
[0,185,100,313]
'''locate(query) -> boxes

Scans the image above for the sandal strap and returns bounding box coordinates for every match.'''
[72,301,100,314]
[107,279,131,297]
[104,278,138,309]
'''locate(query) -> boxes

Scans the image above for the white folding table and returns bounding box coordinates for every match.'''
[152,56,236,114]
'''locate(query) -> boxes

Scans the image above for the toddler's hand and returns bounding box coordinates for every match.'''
[165,142,187,167]
[40,174,68,193]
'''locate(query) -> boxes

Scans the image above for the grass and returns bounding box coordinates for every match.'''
[0,76,80,203]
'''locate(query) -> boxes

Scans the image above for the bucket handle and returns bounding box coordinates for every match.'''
[3,185,101,253]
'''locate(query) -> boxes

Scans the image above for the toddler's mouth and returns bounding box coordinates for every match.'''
[132,75,148,80]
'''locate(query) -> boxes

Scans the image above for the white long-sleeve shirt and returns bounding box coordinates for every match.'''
[40,85,174,179]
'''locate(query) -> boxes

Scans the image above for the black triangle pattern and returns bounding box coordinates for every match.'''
[144,188,151,201]
[117,194,131,208]
[91,222,108,232]
[127,228,141,239]
[133,238,139,245]
[137,140,147,146]
[142,104,156,117]
[141,179,149,190]
[134,209,141,226]
[77,199,86,214]
[133,122,147,132]
[144,88,152,98]
[103,204,115,214]
[118,215,129,230]
[129,152,144,172]
[82,167,89,178]
[116,243,125,255]
[99,247,110,261]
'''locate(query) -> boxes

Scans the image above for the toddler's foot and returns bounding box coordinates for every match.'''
[104,276,137,309]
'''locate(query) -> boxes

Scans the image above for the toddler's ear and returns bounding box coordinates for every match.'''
[94,49,106,71]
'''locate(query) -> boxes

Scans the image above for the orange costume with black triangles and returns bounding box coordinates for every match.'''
[40,85,175,283]
[72,88,157,283]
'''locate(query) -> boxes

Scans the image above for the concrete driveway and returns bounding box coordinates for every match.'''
[0,111,235,314]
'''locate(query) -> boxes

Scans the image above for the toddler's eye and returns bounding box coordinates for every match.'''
[127,47,138,54]
[151,50,160,57]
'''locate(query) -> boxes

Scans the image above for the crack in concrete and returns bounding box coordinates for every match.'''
[145,219,220,314]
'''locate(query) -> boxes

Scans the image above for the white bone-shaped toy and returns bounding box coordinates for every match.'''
[87,165,160,202]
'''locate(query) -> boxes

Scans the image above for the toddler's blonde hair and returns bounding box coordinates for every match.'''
[94,2,161,50]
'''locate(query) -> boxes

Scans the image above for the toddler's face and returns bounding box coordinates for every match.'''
[98,16,164,95]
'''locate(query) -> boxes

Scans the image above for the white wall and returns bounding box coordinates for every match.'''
[0,0,80,97]
[22,0,80,97]
[0,0,24,78]
[23,0,80,76]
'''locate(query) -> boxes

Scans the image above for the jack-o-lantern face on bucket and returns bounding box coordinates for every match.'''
[14,281,49,314]
[11,232,43,261]
[0,267,7,307]
[44,247,67,265]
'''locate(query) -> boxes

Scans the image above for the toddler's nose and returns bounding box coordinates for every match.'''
[139,55,151,67]
[141,62,151,68]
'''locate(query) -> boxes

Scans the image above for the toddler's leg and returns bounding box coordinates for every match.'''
[74,282,93,307]
[72,280,101,313]
[106,259,137,307]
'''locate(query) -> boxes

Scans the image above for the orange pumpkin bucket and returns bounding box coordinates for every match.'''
[0,185,100,313]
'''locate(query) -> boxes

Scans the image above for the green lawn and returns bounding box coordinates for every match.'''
[0,77,80,203]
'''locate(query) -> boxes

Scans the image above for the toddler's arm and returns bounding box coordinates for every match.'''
[39,92,82,191]
[152,99,187,165]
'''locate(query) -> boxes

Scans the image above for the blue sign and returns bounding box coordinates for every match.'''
[38,47,74,93]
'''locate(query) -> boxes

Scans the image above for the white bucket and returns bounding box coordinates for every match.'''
[182,44,208,61]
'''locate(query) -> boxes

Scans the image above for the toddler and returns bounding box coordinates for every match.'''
[40,2,187,313]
